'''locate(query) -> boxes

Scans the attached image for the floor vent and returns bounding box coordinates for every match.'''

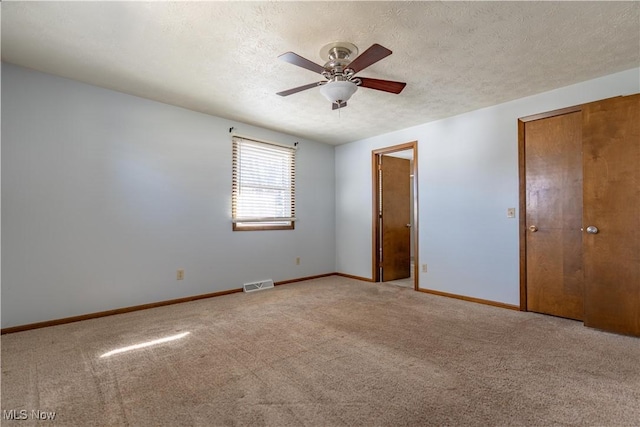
[243,279,275,293]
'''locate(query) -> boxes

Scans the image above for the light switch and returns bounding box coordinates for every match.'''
[507,208,516,218]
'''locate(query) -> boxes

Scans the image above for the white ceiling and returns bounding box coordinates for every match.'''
[2,2,638,145]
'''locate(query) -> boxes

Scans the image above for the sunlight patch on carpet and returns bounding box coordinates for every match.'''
[100,331,190,358]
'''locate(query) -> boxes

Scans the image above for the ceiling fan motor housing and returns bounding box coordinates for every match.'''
[321,42,359,81]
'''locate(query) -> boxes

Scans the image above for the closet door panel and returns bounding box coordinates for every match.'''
[524,112,584,320]
[582,94,640,336]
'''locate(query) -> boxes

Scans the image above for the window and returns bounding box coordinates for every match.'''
[231,136,296,231]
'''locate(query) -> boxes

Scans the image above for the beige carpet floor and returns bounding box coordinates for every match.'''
[2,276,639,426]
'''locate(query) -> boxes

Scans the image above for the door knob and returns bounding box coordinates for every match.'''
[406,224,412,228]
[529,225,538,232]
[586,225,599,234]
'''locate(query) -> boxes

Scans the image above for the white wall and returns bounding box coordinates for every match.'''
[1,63,336,328]
[336,68,639,306]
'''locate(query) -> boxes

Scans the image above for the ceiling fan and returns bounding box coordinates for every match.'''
[276,42,407,110]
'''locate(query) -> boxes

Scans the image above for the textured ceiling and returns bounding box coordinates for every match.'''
[2,2,639,145]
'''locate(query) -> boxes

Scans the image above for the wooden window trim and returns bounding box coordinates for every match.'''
[232,223,294,231]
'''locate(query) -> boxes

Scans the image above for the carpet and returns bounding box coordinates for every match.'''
[2,276,639,426]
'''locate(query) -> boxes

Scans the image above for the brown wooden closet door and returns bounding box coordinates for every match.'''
[582,94,640,336]
[525,112,584,320]
[381,155,411,281]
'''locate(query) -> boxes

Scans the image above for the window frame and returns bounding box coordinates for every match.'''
[231,136,296,231]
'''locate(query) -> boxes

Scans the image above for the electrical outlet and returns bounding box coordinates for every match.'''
[507,208,516,218]
[295,257,300,265]
[177,269,185,280]
[422,264,428,273]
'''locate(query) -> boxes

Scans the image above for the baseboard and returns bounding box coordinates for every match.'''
[1,273,336,335]
[275,273,336,285]
[1,275,517,334]
[334,272,375,282]
[0,287,245,335]
[418,288,519,311]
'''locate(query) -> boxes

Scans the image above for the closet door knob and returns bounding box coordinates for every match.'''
[586,225,599,234]
[529,225,538,232]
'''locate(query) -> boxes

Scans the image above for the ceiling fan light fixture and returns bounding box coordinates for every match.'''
[319,80,358,104]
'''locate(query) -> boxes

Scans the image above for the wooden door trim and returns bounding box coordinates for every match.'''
[519,105,582,123]
[372,141,419,289]
[518,120,527,311]
[518,104,582,311]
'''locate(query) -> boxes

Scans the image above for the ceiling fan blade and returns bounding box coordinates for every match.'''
[358,78,406,94]
[347,44,392,74]
[332,101,347,110]
[278,52,326,74]
[277,82,322,97]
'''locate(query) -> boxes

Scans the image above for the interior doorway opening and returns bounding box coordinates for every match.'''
[372,142,419,290]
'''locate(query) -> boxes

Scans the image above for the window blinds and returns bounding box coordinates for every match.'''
[232,136,296,227]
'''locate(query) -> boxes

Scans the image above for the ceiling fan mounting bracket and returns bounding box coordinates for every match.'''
[318,42,360,83]
[320,41,359,63]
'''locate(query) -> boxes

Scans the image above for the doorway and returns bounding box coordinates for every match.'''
[372,141,419,290]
